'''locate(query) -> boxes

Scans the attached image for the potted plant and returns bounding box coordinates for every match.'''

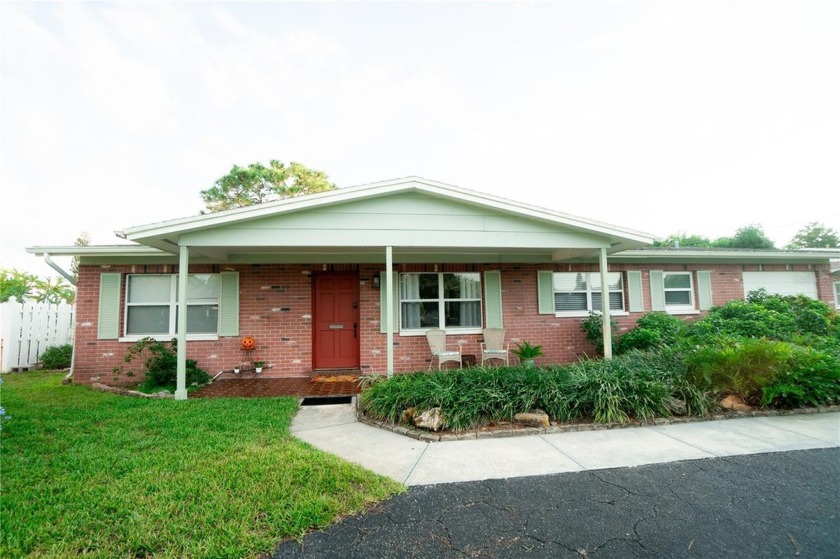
[513,341,543,367]
[254,361,265,373]
[233,365,241,374]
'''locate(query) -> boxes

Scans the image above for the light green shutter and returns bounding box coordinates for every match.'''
[649,270,665,311]
[484,271,503,328]
[218,272,240,336]
[697,271,713,311]
[626,270,644,312]
[379,272,399,333]
[97,273,121,340]
[537,271,555,314]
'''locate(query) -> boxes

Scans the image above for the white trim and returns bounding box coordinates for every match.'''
[124,273,220,337]
[551,271,625,314]
[665,309,701,316]
[399,328,483,337]
[555,311,629,318]
[398,272,483,332]
[834,282,840,309]
[663,271,695,312]
[119,334,219,343]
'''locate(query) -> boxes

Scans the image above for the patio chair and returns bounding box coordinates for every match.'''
[480,328,510,367]
[425,329,462,370]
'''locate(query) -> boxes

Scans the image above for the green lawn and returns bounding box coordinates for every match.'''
[0,372,403,558]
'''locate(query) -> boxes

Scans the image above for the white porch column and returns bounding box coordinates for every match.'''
[175,245,189,400]
[385,245,394,377]
[599,247,613,360]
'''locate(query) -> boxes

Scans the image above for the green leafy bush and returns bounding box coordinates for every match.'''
[616,312,687,354]
[761,349,840,408]
[39,344,72,369]
[688,291,839,346]
[123,337,209,390]
[580,312,617,356]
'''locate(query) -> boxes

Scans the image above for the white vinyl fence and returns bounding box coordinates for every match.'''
[0,299,75,372]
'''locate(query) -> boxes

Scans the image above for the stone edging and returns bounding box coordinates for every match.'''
[356,405,840,443]
[91,383,173,399]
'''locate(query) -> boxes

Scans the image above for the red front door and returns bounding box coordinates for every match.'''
[313,273,360,369]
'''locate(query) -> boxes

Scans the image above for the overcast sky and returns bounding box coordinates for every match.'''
[2,1,838,279]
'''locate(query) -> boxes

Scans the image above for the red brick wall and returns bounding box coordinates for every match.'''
[72,261,835,384]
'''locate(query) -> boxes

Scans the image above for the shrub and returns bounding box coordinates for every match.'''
[761,349,840,408]
[616,312,687,354]
[123,337,209,389]
[580,312,617,356]
[359,351,711,429]
[39,344,72,369]
[686,338,838,406]
[689,292,839,345]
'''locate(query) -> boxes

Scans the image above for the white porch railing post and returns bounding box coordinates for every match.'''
[385,246,394,378]
[175,246,189,400]
[599,247,613,359]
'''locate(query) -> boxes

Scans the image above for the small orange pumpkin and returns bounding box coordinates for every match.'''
[241,337,256,350]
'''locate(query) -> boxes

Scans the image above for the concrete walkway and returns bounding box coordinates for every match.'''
[290,404,840,486]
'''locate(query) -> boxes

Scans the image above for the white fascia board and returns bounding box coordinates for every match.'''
[120,176,656,246]
[26,245,167,257]
[610,249,840,262]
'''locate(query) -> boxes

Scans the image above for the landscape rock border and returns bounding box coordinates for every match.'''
[357,404,840,443]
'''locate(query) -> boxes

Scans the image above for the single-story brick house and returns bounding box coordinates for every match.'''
[27,177,840,399]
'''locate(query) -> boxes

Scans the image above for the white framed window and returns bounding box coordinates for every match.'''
[663,272,694,311]
[834,282,840,309]
[399,273,482,331]
[553,272,624,315]
[124,274,220,337]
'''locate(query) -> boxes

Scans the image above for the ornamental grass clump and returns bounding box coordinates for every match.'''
[359,366,568,431]
[359,350,710,430]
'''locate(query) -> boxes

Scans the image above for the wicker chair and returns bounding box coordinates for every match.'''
[480,328,510,367]
[425,329,462,370]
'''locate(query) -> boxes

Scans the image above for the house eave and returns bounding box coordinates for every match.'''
[606,249,840,265]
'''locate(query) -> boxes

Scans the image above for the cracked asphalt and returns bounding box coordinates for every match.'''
[273,448,839,558]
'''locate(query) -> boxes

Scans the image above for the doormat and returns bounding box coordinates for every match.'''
[301,396,353,406]
[310,375,359,383]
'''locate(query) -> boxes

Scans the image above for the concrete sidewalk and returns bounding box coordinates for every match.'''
[290,404,840,486]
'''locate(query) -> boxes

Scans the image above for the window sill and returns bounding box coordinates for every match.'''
[119,334,220,343]
[664,308,701,315]
[555,311,629,318]
[400,328,483,337]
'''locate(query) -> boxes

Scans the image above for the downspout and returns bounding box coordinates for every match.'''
[44,253,77,383]
[43,253,77,286]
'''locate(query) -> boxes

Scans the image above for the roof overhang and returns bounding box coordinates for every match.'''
[606,249,840,265]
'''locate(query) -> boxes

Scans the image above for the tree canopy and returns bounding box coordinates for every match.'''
[0,269,75,304]
[655,224,775,250]
[200,160,336,212]
[785,222,840,249]
[711,224,775,249]
[652,234,712,248]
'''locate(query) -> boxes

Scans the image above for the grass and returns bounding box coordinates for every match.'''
[0,372,403,558]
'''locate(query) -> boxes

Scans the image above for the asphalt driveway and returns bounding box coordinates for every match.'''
[273,448,840,558]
